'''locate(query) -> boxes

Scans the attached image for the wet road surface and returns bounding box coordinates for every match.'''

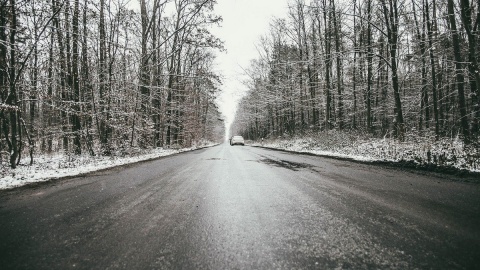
[0,144,479,269]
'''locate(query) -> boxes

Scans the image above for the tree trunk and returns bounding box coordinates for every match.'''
[322,0,332,130]
[71,0,82,154]
[459,0,480,139]
[331,0,344,130]
[166,3,184,146]
[139,0,150,146]
[425,0,440,138]
[99,0,109,154]
[8,0,18,168]
[352,0,358,129]
[366,0,373,133]
[412,0,429,131]
[52,0,69,152]
[380,0,405,139]
[447,0,470,141]
[82,0,95,156]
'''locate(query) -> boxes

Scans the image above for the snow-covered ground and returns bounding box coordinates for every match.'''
[2,133,478,190]
[251,132,480,174]
[0,143,216,190]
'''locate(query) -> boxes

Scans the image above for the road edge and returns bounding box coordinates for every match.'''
[251,145,480,183]
[0,144,218,193]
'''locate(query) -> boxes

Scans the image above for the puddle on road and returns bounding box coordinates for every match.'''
[259,158,312,171]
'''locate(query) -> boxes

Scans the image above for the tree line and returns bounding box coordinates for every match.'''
[0,0,225,168]
[233,0,480,146]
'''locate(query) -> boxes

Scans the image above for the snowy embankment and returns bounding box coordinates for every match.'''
[0,143,216,190]
[251,132,480,174]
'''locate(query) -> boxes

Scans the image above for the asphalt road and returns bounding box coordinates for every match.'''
[0,144,479,269]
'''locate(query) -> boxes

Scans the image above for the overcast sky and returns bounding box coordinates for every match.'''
[128,0,290,137]
[211,0,289,137]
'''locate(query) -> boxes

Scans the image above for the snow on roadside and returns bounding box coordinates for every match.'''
[0,144,215,190]
[251,134,480,173]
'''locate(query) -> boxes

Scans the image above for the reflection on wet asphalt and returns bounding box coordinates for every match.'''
[0,144,479,269]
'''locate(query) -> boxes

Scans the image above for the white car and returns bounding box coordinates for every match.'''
[230,136,245,146]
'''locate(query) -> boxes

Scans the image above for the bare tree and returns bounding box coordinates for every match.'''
[380,0,404,139]
[447,0,470,141]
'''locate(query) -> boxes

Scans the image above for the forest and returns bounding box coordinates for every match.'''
[233,0,480,167]
[231,0,480,170]
[0,0,225,169]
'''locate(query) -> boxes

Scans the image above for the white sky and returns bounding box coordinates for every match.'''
[211,0,289,137]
